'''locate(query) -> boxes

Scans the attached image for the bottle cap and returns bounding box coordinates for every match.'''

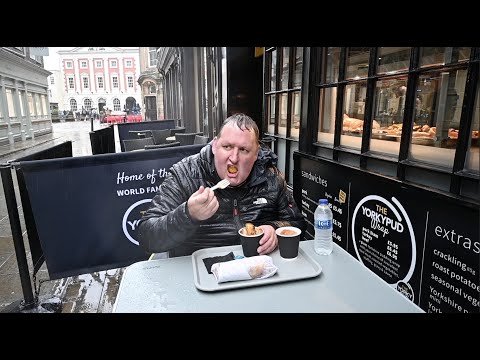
[319,199,328,205]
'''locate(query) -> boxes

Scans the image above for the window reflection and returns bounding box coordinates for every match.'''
[268,94,275,134]
[289,91,301,139]
[270,50,277,91]
[324,47,341,83]
[293,47,303,88]
[409,68,467,169]
[377,47,411,74]
[317,87,337,145]
[281,47,289,90]
[278,93,288,136]
[369,77,408,157]
[340,81,367,150]
[465,83,479,173]
[419,47,471,67]
[346,47,370,80]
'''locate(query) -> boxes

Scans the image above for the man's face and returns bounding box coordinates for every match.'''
[212,123,259,187]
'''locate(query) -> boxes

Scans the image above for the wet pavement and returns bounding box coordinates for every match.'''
[0,119,124,313]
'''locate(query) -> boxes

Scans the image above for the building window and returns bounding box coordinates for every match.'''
[50,76,55,84]
[84,98,92,111]
[80,61,87,68]
[68,77,74,89]
[126,60,132,67]
[127,76,134,88]
[110,60,117,68]
[112,76,119,88]
[65,61,73,69]
[263,47,304,185]
[6,89,16,118]
[149,47,157,67]
[149,85,156,94]
[98,77,104,89]
[70,99,77,112]
[307,47,478,197]
[96,60,102,68]
[83,77,89,89]
[113,98,121,111]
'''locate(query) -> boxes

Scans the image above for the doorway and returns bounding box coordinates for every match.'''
[145,96,157,121]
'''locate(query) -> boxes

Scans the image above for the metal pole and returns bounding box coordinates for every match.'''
[91,115,94,132]
[0,164,36,309]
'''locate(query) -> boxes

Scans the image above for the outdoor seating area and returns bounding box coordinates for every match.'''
[122,126,207,151]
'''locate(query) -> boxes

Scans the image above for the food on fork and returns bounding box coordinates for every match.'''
[227,165,238,174]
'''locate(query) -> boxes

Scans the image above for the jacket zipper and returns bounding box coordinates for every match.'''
[233,199,242,231]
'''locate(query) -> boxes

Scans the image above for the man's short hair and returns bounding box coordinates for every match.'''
[218,113,259,144]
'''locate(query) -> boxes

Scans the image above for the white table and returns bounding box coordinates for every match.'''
[113,241,424,313]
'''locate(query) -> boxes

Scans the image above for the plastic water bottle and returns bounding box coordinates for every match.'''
[314,199,333,255]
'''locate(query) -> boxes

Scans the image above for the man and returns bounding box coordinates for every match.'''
[137,113,305,257]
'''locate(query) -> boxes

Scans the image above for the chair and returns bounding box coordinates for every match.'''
[193,135,209,144]
[144,142,181,150]
[129,130,152,139]
[122,137,154,151]
[175,132,204,146]
[169,127,186,137]
[150,129,172,145]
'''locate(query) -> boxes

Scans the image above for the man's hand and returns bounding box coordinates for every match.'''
[257,225,278,255]
[187,186,219,221]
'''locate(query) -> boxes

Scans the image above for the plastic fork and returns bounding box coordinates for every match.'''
[210,179,230,191]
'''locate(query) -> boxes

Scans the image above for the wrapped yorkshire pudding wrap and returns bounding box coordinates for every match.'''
[210,255,278,283]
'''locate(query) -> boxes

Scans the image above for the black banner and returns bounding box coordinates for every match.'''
[294,152,479,313]
[13,141,73,275]
[16,144,203,279]
[117,119,175,152]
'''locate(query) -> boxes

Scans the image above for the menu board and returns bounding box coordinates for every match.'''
[294,152,479,313]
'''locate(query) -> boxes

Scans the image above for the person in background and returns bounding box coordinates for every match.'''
[138,113,305,257]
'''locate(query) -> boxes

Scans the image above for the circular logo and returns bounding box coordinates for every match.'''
[351,195,416,287]
[122,198,152,246]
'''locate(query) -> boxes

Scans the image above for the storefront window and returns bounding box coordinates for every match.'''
[465,83,479,173]
[317,86,337,145]
[270,50,277,92]
[369,77,408,157]
[325,47,341,83]
[289,91,301,139]
[409,68,467,169]
[377,47,411,74]
[278,93,288,136]
[280,47,289,90]
[345,47,370,80]
[419,47,471,68]
[340,81,367,150]
[293,47,303,88]
[267,94,275,134]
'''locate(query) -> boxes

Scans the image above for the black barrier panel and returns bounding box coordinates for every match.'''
[90,126,115,154]
[117,119,176,152]
[293,151,479,313]
[14,141,73,275]
[16,144,204,279]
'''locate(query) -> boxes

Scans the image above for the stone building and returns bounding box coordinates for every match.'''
[0,47,52,145]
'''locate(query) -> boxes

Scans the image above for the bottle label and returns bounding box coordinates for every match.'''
[315,219,332,230]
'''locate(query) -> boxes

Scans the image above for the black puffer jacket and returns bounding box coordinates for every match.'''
[137,143,305,257]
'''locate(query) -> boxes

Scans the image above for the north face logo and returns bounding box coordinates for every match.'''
[253,197,267,205]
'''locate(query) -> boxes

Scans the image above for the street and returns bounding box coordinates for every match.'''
[0,120,123,312]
